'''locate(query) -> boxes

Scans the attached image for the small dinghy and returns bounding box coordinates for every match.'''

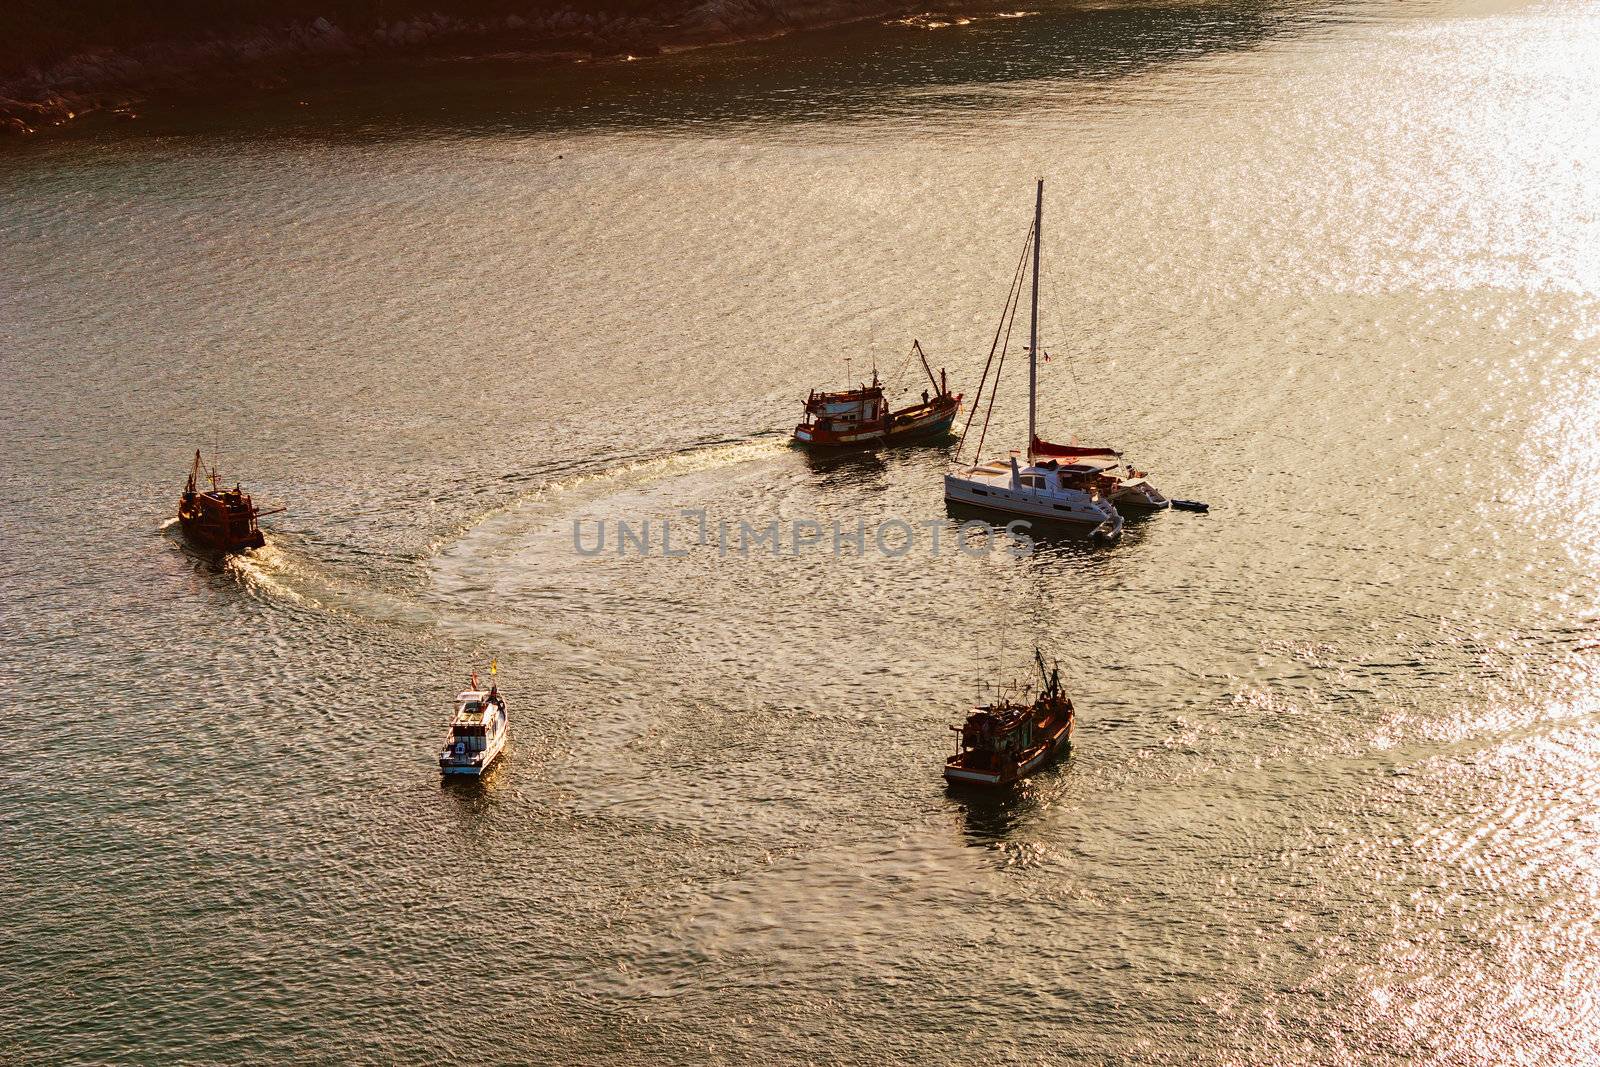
[945,650,1075,788]
[439,665,508,777]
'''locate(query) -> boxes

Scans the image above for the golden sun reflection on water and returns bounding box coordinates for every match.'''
[12,0,1600,1063]
[1528,376,1600,570]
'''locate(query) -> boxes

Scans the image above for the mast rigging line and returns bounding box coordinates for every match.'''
[954,217,1036,467]
[879,342,915,399]
[972,251,1028,468]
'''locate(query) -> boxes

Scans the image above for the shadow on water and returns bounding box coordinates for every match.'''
[944,499,1131,562]
[797,444,891,480]
[439,758,512,810]
[951,787,1032,842]
[117,0,1345,141]
[947,765,1077,844]
[1031,512,1163,565]
[797,433,958,484]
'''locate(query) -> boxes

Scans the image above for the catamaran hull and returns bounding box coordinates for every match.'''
[1111,485,1171,511]
[1111,496,1171,512]
[943,475,1124,540]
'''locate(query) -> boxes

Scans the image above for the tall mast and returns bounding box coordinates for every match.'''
[1028,178,1042,459]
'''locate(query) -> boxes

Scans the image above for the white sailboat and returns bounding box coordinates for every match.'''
[944,179,1169,541]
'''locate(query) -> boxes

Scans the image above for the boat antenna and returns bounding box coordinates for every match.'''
[1028,177,1042,462]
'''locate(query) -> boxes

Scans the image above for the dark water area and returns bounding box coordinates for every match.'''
[4,0,1600,1062]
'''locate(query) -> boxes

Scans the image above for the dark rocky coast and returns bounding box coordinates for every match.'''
[0,0,909,137]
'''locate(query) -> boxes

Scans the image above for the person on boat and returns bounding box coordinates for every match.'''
[922,389,930,405]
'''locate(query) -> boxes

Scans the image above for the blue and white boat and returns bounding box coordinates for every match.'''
[439,683,508,777]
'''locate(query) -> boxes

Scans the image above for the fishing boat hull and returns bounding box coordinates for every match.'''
[944,715,1074,788]
[177,504,266,552]
[793,395,961,449]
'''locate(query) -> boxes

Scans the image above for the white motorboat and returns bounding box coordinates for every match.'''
[945,178,1170,539]
[439,682,508,777]
[1109,471,1172,511]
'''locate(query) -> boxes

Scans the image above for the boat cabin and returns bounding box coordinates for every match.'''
[1033,458,1121,491]
[959,454,1121,496]
[956,702,1034,767]
[800,379,887,435]
[448,690,505,751]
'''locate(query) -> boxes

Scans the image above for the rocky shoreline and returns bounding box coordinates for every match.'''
[0,0,910,138]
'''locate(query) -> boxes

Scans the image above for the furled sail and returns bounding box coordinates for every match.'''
[1030,435,1121,460]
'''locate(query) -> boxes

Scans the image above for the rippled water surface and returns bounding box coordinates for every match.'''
[4,0,1600,1062]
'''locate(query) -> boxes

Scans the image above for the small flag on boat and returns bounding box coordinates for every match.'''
[490,659,498,677]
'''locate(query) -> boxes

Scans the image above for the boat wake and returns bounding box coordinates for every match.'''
[229,539,451,632]
[163,433,790,646]
[431,433,787,554]
[162,509,452,627]
[410,433,801,663]
[429,434,786,566]
[224,544,314,609]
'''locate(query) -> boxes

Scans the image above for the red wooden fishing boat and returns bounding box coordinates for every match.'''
[177,450,270,552]
[944,650,1075,788]
[792,342,962,449]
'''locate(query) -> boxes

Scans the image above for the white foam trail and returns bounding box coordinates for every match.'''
[431,434,786,554]
[167,434,789,638]
[225,543,313,608]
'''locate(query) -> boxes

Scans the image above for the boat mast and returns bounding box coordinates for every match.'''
[1028,178,1042,460]
[913,340,941,397]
